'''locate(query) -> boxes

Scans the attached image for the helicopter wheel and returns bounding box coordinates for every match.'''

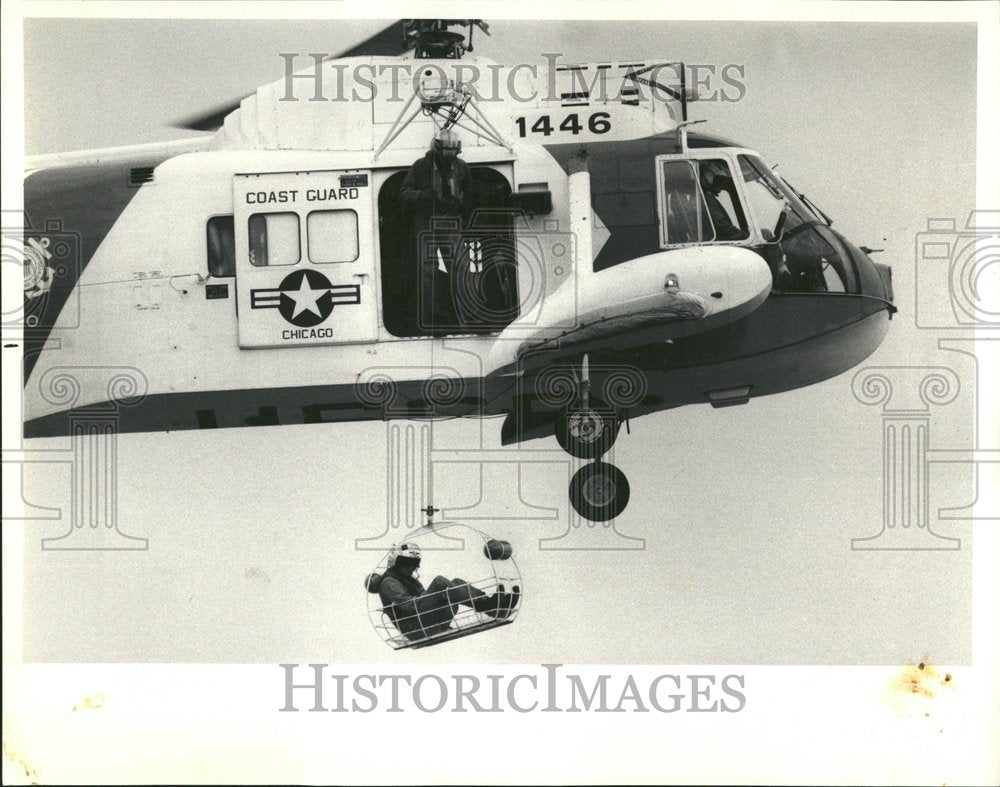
[569,461,630,521]
[555,404,619,459]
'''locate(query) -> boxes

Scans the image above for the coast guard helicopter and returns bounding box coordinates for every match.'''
[19,19,896,521]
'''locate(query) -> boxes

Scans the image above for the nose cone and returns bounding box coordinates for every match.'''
[873,262,894,304]
[836,231,896,311]
[854,249,894,310]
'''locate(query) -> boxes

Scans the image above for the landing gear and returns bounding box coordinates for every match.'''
[555,405,619,459]
[569,462,630,522]
[554,353,621,459]
[555,354,632,521]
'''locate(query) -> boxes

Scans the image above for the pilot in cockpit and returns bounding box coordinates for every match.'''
[698,160,745,242]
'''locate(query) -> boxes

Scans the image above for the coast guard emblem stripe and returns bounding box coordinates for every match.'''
[250,269,360,328]
[250,284,360,309]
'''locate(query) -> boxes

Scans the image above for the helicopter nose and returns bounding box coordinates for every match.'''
[873,261,894,304]
[831,229,894,311]
[858,255,896,314]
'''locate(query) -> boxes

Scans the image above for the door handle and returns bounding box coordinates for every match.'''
[352,273,368,279]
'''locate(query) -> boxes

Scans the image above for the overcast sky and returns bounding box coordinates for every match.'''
[20,18,978,664]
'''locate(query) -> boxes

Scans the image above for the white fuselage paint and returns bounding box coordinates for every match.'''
[22,55,888,434]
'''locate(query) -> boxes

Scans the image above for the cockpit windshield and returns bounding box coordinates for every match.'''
[780,176,834,227]
[737,155,813,240]
[737,155,857,294]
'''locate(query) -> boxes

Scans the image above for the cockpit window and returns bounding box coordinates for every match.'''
[697,159,749,241]
[738,155,857,294]
[658,158,749,246]
[659,160,712,244]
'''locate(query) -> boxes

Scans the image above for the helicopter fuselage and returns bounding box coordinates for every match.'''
[20,56,894,444]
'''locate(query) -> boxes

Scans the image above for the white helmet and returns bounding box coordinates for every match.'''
[432,128,462,159]
[388,542,422,570]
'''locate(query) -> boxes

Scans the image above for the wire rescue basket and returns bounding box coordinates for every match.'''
[365,521,522,650]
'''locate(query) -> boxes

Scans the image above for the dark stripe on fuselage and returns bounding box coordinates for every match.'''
[22,152,175,380]
[23,294,890,440]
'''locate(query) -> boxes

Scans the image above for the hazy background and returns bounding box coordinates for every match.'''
[21,18,977,664]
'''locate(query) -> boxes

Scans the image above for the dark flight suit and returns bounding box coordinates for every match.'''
[400,150,474,333]
[378,566,513,641]
[702,180,744,241]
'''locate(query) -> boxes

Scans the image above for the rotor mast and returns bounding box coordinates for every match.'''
[374,22,510,159]
[403,19,490,59]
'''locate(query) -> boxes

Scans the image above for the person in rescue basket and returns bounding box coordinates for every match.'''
[399,128,475,334]
[378,542,518,641]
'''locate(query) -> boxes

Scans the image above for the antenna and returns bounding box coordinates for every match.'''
[675,118,707,153]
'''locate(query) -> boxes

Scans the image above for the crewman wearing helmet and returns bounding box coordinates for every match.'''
[378,541,518,641]
[400,128,475,334]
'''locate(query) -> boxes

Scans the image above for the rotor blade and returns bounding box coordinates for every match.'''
[170,20,407,131]
[172,101,249,133]
[331,19,408,59]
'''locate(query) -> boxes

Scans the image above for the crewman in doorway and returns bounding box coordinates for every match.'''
[400,128,474,334]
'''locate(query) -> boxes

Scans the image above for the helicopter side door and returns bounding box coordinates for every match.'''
[233,170,378,348]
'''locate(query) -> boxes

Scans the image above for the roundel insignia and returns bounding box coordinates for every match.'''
[277,269,336,327]
[249,270,361,327]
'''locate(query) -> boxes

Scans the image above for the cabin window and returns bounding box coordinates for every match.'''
[248,212,300,267]
[206,215,235,277]
[658,158,748,246]
[307,209,360,263]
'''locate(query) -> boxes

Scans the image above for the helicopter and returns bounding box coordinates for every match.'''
[19,19,896,521]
